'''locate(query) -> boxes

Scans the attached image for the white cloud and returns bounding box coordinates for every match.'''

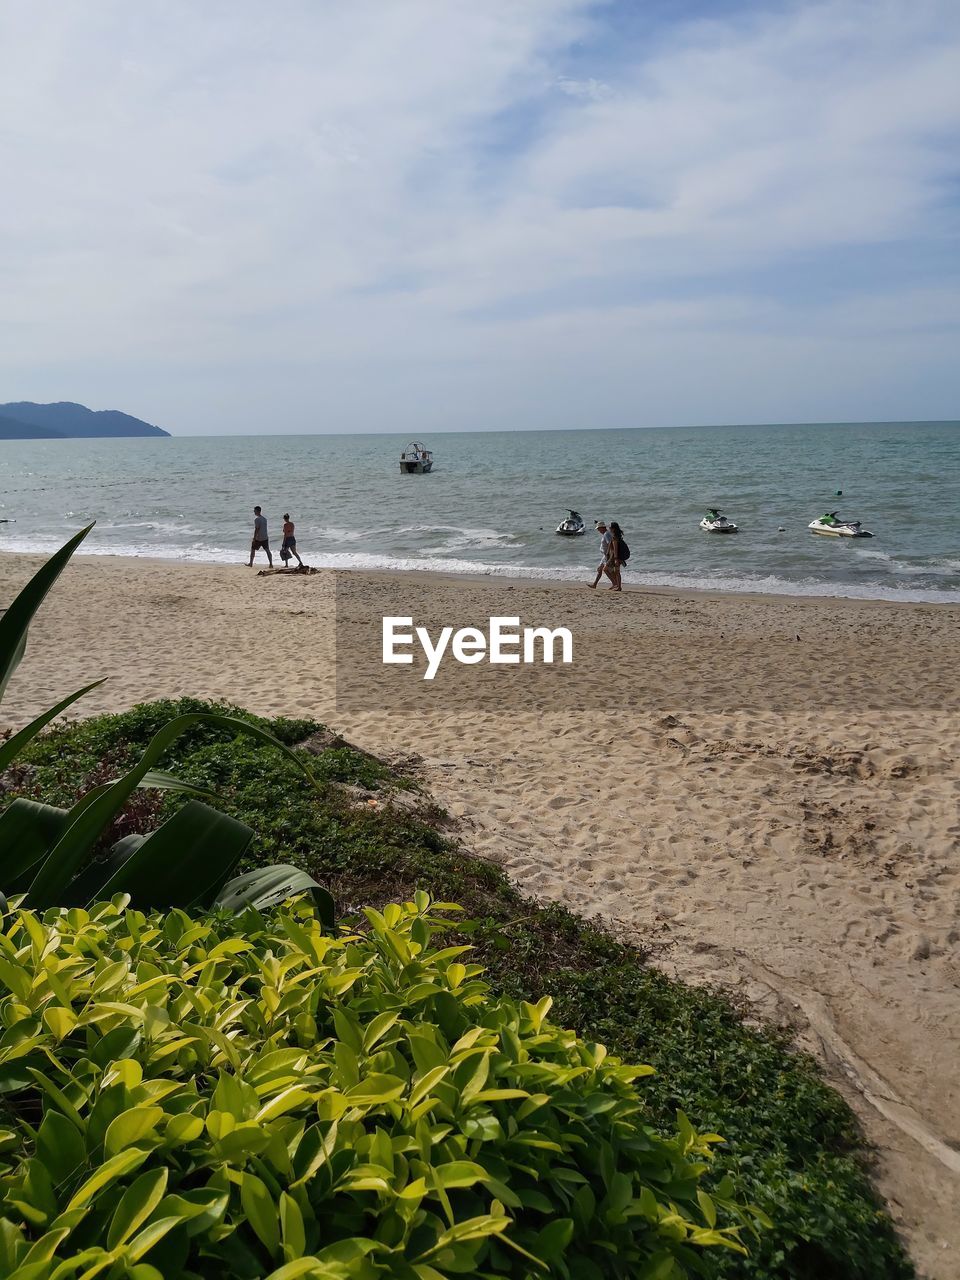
[0,0,957,432]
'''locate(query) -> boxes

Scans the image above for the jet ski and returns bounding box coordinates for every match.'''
[699,508,738,533]
[556,510,586,536]
[808,512,873,538]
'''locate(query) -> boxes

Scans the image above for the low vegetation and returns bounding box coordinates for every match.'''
[5,699,914,1279]
[0,894,763,1279]
[0,525,330,919]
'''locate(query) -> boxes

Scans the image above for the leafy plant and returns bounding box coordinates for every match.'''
[0,893,765,1279]
[0,529,332,919]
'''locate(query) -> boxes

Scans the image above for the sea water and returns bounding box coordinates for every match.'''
[1,422,958,603]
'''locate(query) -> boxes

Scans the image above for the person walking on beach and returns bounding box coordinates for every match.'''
[589,520,614,589]
[281,513,304,569]
[248,505,273,567]
[608,521,627,591]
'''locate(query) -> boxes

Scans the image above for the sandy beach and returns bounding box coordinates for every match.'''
[2,552,958,1278]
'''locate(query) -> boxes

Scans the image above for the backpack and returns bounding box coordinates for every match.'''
[617,537,630,562]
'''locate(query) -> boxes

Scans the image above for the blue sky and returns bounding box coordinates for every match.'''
[0,0,957,435]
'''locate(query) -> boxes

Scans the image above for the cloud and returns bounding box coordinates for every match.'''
[0,0,957,432]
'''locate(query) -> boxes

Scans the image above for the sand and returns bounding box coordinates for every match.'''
[2,552,958,1278]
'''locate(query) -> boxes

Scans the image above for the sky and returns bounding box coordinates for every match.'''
[1,0,958,436]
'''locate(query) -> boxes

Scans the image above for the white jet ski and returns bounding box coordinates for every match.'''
[808,512,873,538]
[556,510,586,536]
[699,508,738,533]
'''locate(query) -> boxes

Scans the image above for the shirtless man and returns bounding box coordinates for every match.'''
[281,513,305,569]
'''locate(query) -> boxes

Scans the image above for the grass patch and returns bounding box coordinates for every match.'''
[8,698,913,1279]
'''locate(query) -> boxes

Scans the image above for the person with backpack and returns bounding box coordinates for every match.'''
[609,521,629,591]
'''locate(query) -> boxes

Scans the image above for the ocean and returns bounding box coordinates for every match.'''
[2,422,958,603]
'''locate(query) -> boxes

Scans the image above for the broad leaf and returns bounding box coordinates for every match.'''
[0,679,105,773]
[25,712,319,909]
[215,865,334,923]
[0,523,94,702]
[0,784,113,898]
[0,799,72,888]
[90,801,254,910]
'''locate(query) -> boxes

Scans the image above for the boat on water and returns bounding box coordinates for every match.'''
[399,441,434,474]
[808,512,873,538]
[699,508,738,533]
[556,510,586,536]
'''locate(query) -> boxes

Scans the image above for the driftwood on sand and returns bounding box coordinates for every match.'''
[256,566,318,576]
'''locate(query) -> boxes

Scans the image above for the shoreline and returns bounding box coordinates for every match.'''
[2,547,959,611]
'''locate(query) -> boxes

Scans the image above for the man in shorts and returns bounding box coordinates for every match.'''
[281,513,305,569]
[248,505,273,567]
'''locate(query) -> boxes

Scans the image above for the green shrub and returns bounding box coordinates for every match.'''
[7,704,913,1278]
[0,895,762,1279]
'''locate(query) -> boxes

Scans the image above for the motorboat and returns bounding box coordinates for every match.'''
[399,441,434,474]
[556,510,586,536]
[699,508,738,533]
[808,512,873,538]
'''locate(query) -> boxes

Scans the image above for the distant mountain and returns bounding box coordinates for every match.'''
[0,412,64,440]
[0,401,170,439]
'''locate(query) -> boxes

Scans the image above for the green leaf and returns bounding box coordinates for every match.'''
[0,953,34,1001]
[431,1161,488,1190]
[256,1086,314,1124]
[19,1226,71,1268]
[104,1106,164,1157]
[362,1011,399,1053]
[137,770,220,799]
[2,785,109,900]
[36,1110,86,1188]
[420,1213,510,1256]
[0,1219,26,1274]
[533,1218,574,1261]
[67,1147,151,1211]
[280,1192,306,1261]
[408,1065,449,1106]
[88,801,254,911]
[697,1189,717,1229]
[344,1074,406,1105]
[123,1215,183,1263]
[240,1172,280,1256]
[262,1262,329,1280]
[107,1168,169,1249]
[0,523,94,702]
[214,866,334,923]
[154,1188,229,1239]
[0,799,73,891]
[0,680,105,774]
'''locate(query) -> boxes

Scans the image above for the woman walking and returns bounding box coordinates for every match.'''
[608,520,627,591]
[589,520,612,588]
